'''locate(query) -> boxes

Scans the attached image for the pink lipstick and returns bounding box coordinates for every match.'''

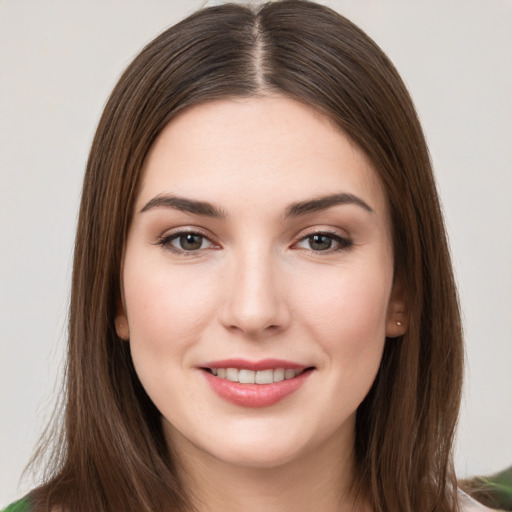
[200,358,314,408]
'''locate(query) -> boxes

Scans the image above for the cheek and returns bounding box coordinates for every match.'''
[294,263,391,366]
[123,258,220,360]
[122,258,224,415]
[279,262,392,441]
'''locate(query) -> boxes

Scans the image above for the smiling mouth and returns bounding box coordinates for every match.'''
[201,361,315,407]
[202,367,313,384]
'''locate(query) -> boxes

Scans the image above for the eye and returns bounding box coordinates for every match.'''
[295,232,352,252]
[173,233,208,251]
[157,231,216,254]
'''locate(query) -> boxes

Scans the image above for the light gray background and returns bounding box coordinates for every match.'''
[1,0,511,506]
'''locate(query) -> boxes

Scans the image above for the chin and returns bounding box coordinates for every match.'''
[165,413,316,468]
[210,439,309,470]
[181,413,348,472]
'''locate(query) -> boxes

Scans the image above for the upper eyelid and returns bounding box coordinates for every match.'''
[293,226,350,241]
[158,226,215,240]
[296,233,349,244]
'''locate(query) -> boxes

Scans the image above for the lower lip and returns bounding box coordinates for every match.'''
[202,369,313,408]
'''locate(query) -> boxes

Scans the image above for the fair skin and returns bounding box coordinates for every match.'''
[116,96,406,512]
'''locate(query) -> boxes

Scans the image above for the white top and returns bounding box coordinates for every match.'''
[459,490,496,511]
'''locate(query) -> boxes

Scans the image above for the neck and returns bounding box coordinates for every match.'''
[168,425,371,512]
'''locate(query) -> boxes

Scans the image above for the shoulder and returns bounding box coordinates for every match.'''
[459,490,497,511]
[1,497,32,512]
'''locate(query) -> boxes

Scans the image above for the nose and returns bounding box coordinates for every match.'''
[218,246,291,338]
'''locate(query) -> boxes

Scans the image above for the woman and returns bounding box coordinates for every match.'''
[1,1,493,511]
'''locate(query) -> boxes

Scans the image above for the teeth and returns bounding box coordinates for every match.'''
[273,368,285,382]
[255,369,273,384]
[209,367,303,384]
[285,369,296,380]
[239,369,255,384]
[226,368,239,382]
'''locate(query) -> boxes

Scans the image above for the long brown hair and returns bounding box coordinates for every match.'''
[30,2,463,511]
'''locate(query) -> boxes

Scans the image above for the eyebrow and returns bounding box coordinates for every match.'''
[284,193,374,217]
[140,192,373,218]
[140,194,227,218]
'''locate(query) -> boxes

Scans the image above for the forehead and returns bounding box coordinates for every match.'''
[138,96,388,218]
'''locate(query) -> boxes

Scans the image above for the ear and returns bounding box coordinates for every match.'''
[114,298,130,341]
[385,277,408,338]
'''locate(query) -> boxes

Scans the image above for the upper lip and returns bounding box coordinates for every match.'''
[200,358,310,371]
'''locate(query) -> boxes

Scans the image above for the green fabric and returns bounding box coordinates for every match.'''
[1,497,31,512]
[477,465,512,510]
[466,465,512,510]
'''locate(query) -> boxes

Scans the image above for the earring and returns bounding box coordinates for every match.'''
[396,321,402,326]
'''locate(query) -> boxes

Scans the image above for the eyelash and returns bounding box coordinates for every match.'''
[156,229,217,255]
[294,230,353,253]
[156,229,353,255]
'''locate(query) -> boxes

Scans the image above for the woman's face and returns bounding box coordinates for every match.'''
[116,97,405,470]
